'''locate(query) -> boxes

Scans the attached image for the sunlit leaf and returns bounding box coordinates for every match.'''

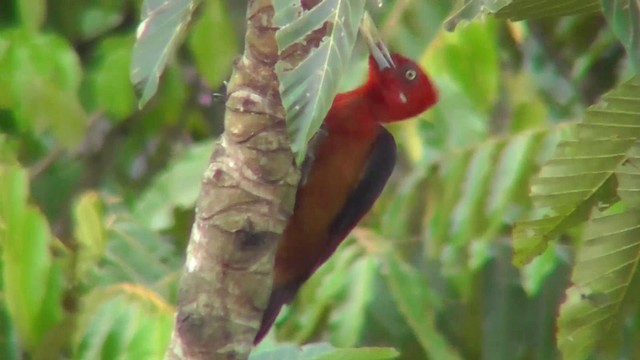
[514,76,640,266]
[273,0,366,163]
[131,0,199,107]
[557,207,640,359]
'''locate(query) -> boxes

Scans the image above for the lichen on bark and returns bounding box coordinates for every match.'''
[164,1,300,359]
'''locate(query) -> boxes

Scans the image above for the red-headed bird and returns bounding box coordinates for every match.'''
[255,21,438,343]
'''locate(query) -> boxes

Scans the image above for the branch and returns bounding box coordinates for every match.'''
[165,0,300,359]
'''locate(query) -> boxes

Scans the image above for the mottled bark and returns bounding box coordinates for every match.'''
[164,1,300,359]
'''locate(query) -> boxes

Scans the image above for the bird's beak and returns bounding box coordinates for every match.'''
[360,12,395,70]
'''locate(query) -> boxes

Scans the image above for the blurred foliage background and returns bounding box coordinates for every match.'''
[1,0,639,359]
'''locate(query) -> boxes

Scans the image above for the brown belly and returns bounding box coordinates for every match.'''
[273,131,374,286]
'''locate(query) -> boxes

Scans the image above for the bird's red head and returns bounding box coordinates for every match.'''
[367,53,438,122]
[360,14,437,123]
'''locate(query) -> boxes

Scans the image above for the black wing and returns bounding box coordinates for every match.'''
[321,125,397,266]
[254,126,396,344]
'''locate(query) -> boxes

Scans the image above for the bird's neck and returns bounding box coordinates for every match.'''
[324,81,387,137]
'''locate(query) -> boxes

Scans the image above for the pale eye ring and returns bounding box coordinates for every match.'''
[405,69,417,80]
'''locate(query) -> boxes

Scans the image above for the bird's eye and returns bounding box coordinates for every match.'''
[405,69,417,81]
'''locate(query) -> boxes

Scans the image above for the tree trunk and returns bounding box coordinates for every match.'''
[165,0,300,358]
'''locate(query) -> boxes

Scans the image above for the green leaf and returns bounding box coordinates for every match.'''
[521,244,561,296]
[273,0,366,164]
[514,76,640,266]
[557,207,640,360]
[90,35,137,119]
[17,0,46,31]
[426,126,560,259]
[0,30,86,147]
[276,241,362,343]
[187,0,237,89]
[47,0,127,41]
[445,0,601,30]
[314,347,399,360]
[434,19,499,113]
[381,0,452,58]
[74,290,173,360]
[329,257,376,347]
[249,342,399,360]
[496,0,602,20]
[602,0,640,73]
[383,255,462,360]
[0,165,63,350]
[131,0,199,107]
[73,192,106,282]
[133,141,213,230]
[90,196,181,298]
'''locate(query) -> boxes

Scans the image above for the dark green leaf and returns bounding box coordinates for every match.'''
[602,0,640,73]
[383,255,461,360]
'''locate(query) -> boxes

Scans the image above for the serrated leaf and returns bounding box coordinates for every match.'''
[617,142,640,207]
[273,0,366,164]
[557,207,640,360]
[514,76,640,266]
[445,0,601,31]
[383,255,462,360]
[131,0,199,107]
[602,0,640,73]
